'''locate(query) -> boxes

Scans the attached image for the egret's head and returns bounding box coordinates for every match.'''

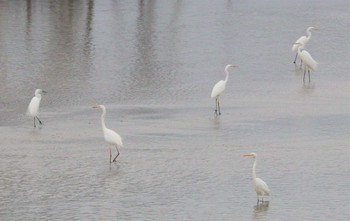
[93,104,105,109]
[307,27,319,32]
[225,64,238,72]
[243,153,257,158]
[226,64,238,69]
[35,89,47,95]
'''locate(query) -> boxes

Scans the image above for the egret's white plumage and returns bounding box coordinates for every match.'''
[292,27,319,64]
[211,64,237,115]
[27,89,47,127]
[93,104,123,163]
[244,153,270,202]
[295,42,318,82]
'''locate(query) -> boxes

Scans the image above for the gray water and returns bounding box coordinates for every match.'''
[0,0,349,220]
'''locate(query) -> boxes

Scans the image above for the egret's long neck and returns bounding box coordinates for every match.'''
[101,108,107,131]
[297,46,302,55]
[36,93,42,100]
[224,68,230,83]
[306,29,312,41]
[252,157,257,181]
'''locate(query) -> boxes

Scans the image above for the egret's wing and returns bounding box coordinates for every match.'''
[211,80,225,98]
[300,50,318,71]
[27,97,40,116]
[292,36,307,51]
[256,177,270,196]
[104,128,123,147]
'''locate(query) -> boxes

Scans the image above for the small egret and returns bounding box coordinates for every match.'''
[211,64,238,115]
[27,89,47,128]
[243,153,270,203]
[294,42,318,83]
[292,27,319,64]
[93,104,123,163]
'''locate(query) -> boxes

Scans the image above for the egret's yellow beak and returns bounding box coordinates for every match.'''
[243,154,254,157]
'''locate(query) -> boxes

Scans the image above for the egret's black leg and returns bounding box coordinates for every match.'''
[293,53,298,64]
[112,146,120,162]
[218,100,221,115]
[36,116,43,125]
[33,117,36,128]
[303,69,306,83]
[214,98,218,115]
[109,146,112,163]
[308,70,311,83]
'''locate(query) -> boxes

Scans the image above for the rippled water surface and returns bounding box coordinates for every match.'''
[0,0,349,220]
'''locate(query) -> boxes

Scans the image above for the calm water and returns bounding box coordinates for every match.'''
[0,0,349,220]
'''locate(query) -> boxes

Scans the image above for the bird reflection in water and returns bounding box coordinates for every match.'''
[252,201,269,221]
[301,82,315,95]
[212,114,222,130]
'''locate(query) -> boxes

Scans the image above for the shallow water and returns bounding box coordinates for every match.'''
[0,0,349,220]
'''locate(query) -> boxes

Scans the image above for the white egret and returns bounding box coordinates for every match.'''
[211,64,238,115]
[93,104,123,163]
[243,153,270,202]
[292,27,319,64]
[294,42,318,83]
[27,89,47,128]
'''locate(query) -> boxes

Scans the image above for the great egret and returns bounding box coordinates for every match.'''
[294,42,318,83]
[93,104,123,163]
[211,64,238,115]
[243,153,270,202]
[27,89,47,128]
[292,27,319,64]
